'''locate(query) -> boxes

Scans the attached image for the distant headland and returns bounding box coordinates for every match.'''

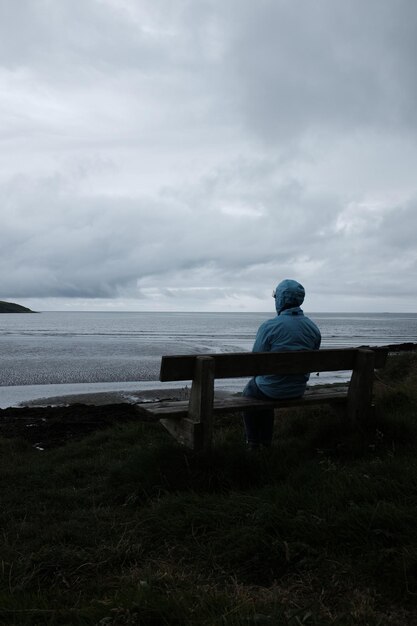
[0,300,35,313]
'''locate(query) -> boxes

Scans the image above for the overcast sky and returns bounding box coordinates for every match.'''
[1,0,417,312]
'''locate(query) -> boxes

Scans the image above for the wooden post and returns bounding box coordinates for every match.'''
[347,348,375,423]
[159,416,204,450]
[159,356,215,452]
[188,356,215,452]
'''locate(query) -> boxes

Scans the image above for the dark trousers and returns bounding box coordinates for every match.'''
[242,377,275,447]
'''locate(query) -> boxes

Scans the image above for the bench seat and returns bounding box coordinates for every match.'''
[136,385,349,418]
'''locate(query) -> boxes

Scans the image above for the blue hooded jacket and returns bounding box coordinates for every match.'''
[253,279,321,398]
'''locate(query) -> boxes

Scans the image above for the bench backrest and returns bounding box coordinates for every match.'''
[160,348,388,382]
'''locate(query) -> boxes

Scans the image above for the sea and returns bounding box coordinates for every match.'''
[0,311,416,408]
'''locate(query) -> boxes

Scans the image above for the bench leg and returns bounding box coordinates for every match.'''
[188,356,215,451]
[159,356,215,452]
[160,417,204,451]
[347,348,375,423]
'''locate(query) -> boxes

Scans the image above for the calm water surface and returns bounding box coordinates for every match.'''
[0,311,416,406]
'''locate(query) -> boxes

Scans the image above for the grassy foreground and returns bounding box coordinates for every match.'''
[1,354,417,625]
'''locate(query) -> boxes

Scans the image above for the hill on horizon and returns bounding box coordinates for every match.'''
[0,300,35,313]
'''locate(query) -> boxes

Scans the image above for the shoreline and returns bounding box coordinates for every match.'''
[0,382,238,410]
[0,370,350,410]
[22,387,194,408]
[0,381,195,410]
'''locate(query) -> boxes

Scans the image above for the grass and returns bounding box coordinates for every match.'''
[1,353,417,624]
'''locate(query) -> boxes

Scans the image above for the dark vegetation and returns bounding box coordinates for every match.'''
[0,301,34,313]
[1,353,417,625]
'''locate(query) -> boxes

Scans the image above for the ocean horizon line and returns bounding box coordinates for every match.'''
[9,309,417,315]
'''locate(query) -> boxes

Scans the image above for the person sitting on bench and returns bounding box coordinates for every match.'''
[243,279,321,450]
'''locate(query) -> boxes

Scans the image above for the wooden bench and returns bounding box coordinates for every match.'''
[135,347,389,452]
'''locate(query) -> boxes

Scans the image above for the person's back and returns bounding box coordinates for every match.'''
[242,279,321,449]
[253,280,321,398]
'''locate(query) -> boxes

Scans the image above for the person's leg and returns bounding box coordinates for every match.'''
[242,378,275,448]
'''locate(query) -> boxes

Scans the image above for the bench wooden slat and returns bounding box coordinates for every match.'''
[136,385,350,418]
[160,348,388,381]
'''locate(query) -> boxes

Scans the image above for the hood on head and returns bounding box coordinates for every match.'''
[274,279,305,314]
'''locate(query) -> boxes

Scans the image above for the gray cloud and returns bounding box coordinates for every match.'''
[224,0,417,142]
[0,0,416,311]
